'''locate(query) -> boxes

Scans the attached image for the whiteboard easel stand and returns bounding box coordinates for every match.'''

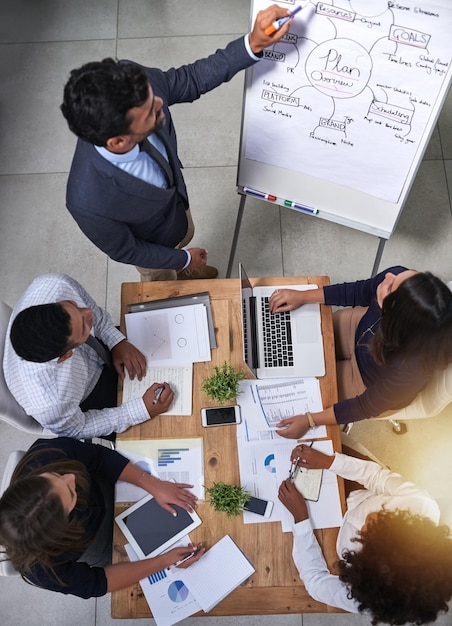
[226,192,387,278]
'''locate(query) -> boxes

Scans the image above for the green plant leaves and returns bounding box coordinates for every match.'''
[205,481,251,517]
[202,361,246,404]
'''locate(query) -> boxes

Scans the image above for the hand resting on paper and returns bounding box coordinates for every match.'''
[112,339,147,380]
[151,479,198,516]
[276,414,310,439]
[278,478,309,524]
[143,381,174,418]
[290,445,335,470]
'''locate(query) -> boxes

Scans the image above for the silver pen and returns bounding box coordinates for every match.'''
[152,386,164,405]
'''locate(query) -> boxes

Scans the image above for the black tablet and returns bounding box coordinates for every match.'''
[116,494,201,559]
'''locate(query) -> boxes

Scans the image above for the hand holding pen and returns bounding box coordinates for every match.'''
[143,382,174,418]
[291,443,335,470]
[265,4,302,36]
[166,543,205,571]
[248,4,294,54]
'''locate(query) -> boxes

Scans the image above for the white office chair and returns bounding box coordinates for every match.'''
[0,302,44,434]
[0,450,26,576]
[378,362,452,422]
[346,281,452,435]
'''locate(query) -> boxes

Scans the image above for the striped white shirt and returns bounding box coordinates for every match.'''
[3,274,148,438]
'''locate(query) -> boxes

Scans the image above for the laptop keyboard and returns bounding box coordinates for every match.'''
[261,297,294,367]
[242,297,248,364]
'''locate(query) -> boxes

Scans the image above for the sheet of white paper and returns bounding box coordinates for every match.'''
[237,434,292,525]
[245,0,452,203]
[125,304,211,365]
[117,438,205,500]
[122,365,193,415]
[125,543,201,626]
[274,440,343,531]
[238,378,326,440]
[180,535,255,612]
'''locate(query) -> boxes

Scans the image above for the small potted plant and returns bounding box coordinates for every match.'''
[205,481,251,518]
[202,361,246,404]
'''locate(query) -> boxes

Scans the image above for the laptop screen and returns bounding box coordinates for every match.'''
[239,264,258,376]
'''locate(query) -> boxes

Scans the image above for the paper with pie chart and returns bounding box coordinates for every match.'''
[125,543,200,626]
[125,535,255,626]
[125,304,211,365]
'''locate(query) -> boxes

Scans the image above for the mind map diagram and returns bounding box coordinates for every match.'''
[244,0,451,203]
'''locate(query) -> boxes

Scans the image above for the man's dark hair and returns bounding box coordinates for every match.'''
[61,58,150,146]
[10,303,73,362]
[338,509,452,625]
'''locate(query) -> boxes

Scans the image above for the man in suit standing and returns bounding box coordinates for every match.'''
[60,5,291,281]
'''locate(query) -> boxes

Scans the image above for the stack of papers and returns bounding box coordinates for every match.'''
[125,304,211,366]
[235,377,342,530]
[126,535,255,626]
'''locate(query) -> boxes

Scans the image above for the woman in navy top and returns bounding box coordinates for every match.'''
[0,438,203,598]
[269,267,452,438]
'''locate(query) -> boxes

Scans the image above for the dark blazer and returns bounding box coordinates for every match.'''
[66,37,258,270]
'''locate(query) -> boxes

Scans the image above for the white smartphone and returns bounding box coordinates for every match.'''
[201,405,241,427]
[243,495,274,517]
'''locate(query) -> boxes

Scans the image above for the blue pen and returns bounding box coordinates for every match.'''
[284,199,319,215]
[243,187,277,201]
[265,5,302,36]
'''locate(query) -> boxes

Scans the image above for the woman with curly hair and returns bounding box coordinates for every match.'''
[278,445,452,625]
[269,266,452,439]
[0,438,203,598]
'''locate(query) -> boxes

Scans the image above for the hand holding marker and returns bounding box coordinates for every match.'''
[264,4,302,36]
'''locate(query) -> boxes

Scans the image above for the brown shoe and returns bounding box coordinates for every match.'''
[177,265,218,280]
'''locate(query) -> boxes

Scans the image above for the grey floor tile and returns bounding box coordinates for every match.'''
[0,40,116,175]
[423,125,443,161]
[444,160,452,210]
[228,195,284,278]
[118,0,249,39]
[0,0,117,44]
[438,88,452,160]
[0,174,108,310]
[281,207,380,283]
[96,592,155,625]
[381,160,452,279]
[179,616,302,626]
[0,570,96,626]
[182,166,247,278]
[304,614,373,625]
[106,260,141,327]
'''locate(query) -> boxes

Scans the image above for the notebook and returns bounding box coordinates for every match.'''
[239,264,325,379]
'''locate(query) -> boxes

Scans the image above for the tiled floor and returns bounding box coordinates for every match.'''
[0,1,451,624]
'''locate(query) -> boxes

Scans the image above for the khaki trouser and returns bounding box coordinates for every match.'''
[136,208,195,281]
[333,307,368,401]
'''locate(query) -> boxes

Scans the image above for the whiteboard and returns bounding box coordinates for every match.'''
[237,0,452,238]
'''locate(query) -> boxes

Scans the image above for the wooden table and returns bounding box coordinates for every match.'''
[112,276,345,618]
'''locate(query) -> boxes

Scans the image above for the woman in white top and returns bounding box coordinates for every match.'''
[278,446,452,625]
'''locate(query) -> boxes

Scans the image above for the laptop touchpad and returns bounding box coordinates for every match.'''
[295,315,320,343]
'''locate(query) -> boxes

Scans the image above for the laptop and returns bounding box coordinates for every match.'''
[239,264,325,379]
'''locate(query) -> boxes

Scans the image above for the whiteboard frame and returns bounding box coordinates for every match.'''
[237,2,452,240]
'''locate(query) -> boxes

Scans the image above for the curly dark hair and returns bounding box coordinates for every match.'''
[10,302,73,362]
[61,58,150,146]
[370,271,452,372]
[338,509,452,625]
